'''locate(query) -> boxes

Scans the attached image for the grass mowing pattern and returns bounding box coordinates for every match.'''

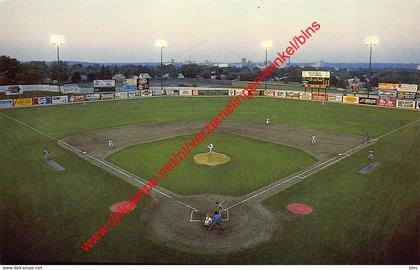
[106,132,317,196]
[1,97,419,264]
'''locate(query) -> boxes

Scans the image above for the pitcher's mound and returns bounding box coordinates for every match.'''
[287,203,313,215]
[193,152,231,167]
[110,201,136,213]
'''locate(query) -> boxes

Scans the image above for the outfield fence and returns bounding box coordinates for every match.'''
[0,86,419,111]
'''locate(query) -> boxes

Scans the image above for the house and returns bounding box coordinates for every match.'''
[112,73,126,82]
[177,73,185,79]
[139,73,151,79]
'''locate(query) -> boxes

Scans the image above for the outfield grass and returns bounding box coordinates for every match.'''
[1,97,419,264]
[106,132,316,196]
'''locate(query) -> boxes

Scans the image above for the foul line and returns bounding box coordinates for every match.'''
[0,112,198,212]
[225,117,420,210]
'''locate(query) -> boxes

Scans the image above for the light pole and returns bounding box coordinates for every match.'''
[155,39,167,91]
[50,34,66,92]
[364,36,379,98]
[261,40,272,94]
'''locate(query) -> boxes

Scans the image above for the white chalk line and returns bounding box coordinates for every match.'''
[0,112,198,212]
[225,117,420,210]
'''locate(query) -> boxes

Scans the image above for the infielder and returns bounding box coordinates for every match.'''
[266,118,270,126]
[368,149,375,162]
[42,148,49,161]
[311,135,317,144]
[108,139,114,149]
[216,201,224,215]
[208,143,214,153]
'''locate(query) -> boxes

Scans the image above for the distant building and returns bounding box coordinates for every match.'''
[112,73,126,82]
[177,73,185,79]
[241,58,247,68]
[313,60,324,68]
[138,73,151,79]
[417,65,420,70]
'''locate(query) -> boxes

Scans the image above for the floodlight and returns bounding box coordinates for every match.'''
[260,40,272,49]
[49,34,66,46]
[155,39,168,48]
[364,36,379,47]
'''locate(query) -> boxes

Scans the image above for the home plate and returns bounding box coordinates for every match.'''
[358,161,381,174]
[47,159,66,171]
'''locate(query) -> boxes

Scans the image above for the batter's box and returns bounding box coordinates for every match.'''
[189,209,229,222]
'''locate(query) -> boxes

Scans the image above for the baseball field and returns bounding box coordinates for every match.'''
[0,96,419,264]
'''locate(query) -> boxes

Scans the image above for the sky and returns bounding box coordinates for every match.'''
[0,0,419,63]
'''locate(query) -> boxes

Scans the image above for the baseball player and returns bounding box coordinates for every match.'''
[108,139,114,149]
[207,211,224,231]
[208,143,214,153]
[266,118,270,126]
[158,118,161,125]
[42,148,50,161]
[203,212,212,227]
[216,201,224,215]
[311,135,317,144]
[368,149,375,162]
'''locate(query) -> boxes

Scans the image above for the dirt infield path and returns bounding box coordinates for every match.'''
[60,120,365,253]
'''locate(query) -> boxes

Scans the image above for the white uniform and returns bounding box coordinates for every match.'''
[204,216,212,226]
[311,135,317,144]
[208,143,214,153]
[108,139,114,149]
[266,118,270,125]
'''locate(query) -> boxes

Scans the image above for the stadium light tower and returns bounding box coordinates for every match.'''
[364,36,379,98]
[261,40,272,93]
[49,34,66,92]
[155,39,167,91]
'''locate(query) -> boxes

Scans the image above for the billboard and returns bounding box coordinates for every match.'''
[93,80,116,92]
[397,91,416,99]
[68,94,85,102]
[327,94,342,102]
[63,84,79,93]
[378,89,397,98]
[85,94,101,101]
[376,98,396,107]
[141,90,152,96]
[312,93,327,101]
[101,93,115,100]
[125,79,138,86]
[395,84,418,92]
[299,92,311,100]
[128,91,140,98]
[417,101,420,110]
[286,91,300,99]
[0,99,13,108]
[114,92,128,99]
[378,83,397,90]
[5,85,22,95]
[32,96,52,105]
[180,89,192,96]
[13,98,32,107]
[358,97,377,105]
[342,96,359,104]
[302,71,330,88]
[137,78,150,90]
[52,95,68,104]
[396,100,415,109]
[152,90,165,96]
[122,85,137,91]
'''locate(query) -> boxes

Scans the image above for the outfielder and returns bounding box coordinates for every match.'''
[266,118,270,126]
[368,149,375,162]
[311,135,317,144]
[108,139,114,149]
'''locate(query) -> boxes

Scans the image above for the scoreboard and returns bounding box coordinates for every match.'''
[302,71,330,89]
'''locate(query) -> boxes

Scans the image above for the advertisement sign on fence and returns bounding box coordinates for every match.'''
[68,94,86,102]
[327,94,342,102]
[378,89,397,98]
[376,98,396,107]
[286,91,300,99]
[311,93,327,101]
[137,78,150,90]
[358,97,377,105]
[101,93,115,100]
[0,99,13,108]
[141,90,152,96]
[378,83,397,90]
[115,92,128,99]
[342,96,359,104]
[52,95,68,104]
[276,90,286,98]
[128,91,140,98]
[396,100,415,109]
[264,90,276,97]
[299,92,312,100]
[152,90,165,96]
[395,84,418,92]
[180,89,192,96]
[397,91,417,99]
[63,84,79,93]
[13,98,33,107]
[32,96,52,105]
[417,101,420,110]
[85,94,101,101]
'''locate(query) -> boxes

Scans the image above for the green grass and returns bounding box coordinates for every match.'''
[1,97,419,264]
[106,132,316,196]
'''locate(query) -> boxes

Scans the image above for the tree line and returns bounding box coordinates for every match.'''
[1,55,419,87]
